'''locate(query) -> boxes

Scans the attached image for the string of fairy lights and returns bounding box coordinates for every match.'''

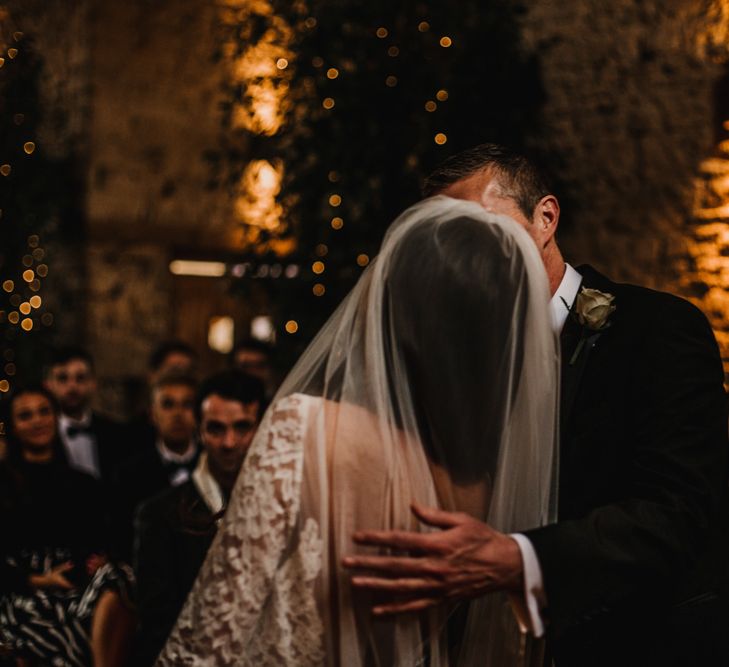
[0,27,53,396]
[276,14,456,337]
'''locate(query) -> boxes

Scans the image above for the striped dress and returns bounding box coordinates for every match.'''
[0,458,133,666]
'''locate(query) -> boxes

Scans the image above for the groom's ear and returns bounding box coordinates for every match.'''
[532,195,560,249]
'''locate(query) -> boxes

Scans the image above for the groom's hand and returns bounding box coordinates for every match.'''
[342,503,524,616]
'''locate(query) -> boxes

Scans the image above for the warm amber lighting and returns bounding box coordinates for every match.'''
[29,280,40,292]
[169,260,226,277]
[0,164,11,176]
[434,133,448,145]
[32,248,44,260]
[357,254,370,267]
[328,171,339,182]
[418,21,430,32]
[19,302,31,315]
[313,283,325,296]
[0,58,4,68]
[312,56,324,67]
[2,280,13,293]
[312,261,325,274]
[8,312,19,324]
[235,159,284,233]
[21,318,32,331]
[388,46,399,57]
[285,320,299,334]
[36,264,48,277]
[425,101,437,112]
[326,68,339,79]
[23,142,35,154]
[439,36,452,47]
[28,235,39,247]
[7,48,17,59]
[226,4,293,137]
[22,270,34,283]
[29,296,41,309]
[376,27,388,38]
[331,217,344,230]
[385,75,398,87]
[329,194,342,207]
[208,316,235,354]
[0,380,9,393]
[436,89,449,101]
[322,97,335,109]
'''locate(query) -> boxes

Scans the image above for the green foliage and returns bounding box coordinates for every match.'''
[0,31,75,387]
[229,1,543,365]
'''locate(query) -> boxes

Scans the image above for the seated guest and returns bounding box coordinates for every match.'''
[127,340,198,451]
[0,386,135,667]
[113,372,199,559]
[133,371,264,665]
[44,346,127,485]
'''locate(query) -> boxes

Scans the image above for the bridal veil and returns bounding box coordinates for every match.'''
[158,196,560,666]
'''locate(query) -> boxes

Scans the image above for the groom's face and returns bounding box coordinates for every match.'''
[439,168,537,238]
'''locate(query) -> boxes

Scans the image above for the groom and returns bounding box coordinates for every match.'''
[344,144,729,665]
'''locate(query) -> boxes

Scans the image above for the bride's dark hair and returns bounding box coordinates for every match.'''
[384,213,529,483]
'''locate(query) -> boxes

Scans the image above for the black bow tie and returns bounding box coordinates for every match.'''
[66,424,93,438]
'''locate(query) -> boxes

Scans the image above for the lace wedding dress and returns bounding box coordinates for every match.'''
[158,196,559,666]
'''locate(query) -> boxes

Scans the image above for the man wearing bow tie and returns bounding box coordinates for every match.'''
[44,347,126,486]
[112,372,200,559]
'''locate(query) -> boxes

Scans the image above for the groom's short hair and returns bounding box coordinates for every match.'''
[422,143,552,220]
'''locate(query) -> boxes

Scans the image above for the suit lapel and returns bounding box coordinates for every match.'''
[559,265,614,437]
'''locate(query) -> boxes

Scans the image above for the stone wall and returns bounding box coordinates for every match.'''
[84,0,236,413]
[521,0,729,373]
[9,0,241,413]
[9,0,729,395]
[86,0,234,247]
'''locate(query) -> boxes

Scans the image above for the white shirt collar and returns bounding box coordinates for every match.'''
[59,410,93,432]
[192,451,225,516]
[550,263,582,333]
[155,437,197,464]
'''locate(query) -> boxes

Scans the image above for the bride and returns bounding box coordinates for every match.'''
[157,196,559,666]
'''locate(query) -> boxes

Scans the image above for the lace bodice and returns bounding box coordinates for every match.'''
[157,394,325,666]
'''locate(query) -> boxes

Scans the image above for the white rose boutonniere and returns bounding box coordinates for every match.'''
[562,287,616,365]
[574,288,616,331]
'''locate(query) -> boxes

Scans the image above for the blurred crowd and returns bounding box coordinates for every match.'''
[0,339,276,666]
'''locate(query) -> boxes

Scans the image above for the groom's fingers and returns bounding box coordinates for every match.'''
[410,503,468,529]
[343,554,442,576]
[350,576,440,592]
[351,529,445,553]
[372,597,439,616]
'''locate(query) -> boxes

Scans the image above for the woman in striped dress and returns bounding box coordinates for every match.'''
[0,385,135,667]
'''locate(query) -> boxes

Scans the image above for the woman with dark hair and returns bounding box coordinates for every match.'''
[160,197,560,666]
[0,385,135,667]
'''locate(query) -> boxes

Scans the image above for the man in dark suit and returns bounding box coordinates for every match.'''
[112,372,199,559]
[44,346,128,487]
[132,370,265,665]
[343,144,729,665]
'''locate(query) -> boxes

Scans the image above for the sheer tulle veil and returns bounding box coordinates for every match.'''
[160,195,560,666]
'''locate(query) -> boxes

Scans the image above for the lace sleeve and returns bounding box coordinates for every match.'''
[157,395,325,667]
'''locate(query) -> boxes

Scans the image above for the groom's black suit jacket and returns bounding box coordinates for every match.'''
[524,265,729,666]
